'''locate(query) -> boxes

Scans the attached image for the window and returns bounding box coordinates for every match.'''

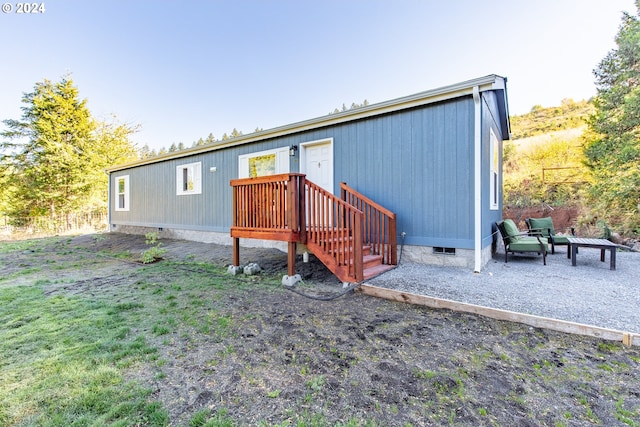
[115,175,129,211]
[238,147,290,178]
[249,153,276,177]
[176,162,202,195]
[489,128,500,210]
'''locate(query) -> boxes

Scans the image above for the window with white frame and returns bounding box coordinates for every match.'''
[176,162,202,195]
[115,175,130,211]
[489,128,500,210]
[238,147,290,178]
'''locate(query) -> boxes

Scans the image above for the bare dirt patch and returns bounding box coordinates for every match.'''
[3,233,640,426]
[504,205,581,232]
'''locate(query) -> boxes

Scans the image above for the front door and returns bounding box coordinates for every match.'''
[301,139,333,193]
[301,139,334,227]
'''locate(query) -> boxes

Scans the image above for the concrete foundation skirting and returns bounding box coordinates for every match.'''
[110,225,289,252]
[357,284,639,347]
[400,244,493,270]
[111,225,494,270]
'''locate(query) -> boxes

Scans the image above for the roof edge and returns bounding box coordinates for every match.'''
[107,74,507,172]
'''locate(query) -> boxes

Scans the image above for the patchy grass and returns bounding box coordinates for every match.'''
[0,285,163,425]
[0,236,284,426]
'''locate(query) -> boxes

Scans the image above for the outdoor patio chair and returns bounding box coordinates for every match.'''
[525,216,575,254]
[496,219,549,265]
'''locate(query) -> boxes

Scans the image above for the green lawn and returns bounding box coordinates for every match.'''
[0,237,268,426]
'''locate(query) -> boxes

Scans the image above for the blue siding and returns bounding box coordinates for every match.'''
[481,91,506,247]
[110,94,501,250]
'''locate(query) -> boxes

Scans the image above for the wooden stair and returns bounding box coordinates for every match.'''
[359,244,394,280]
[231,173,397,284]
[310,238,396,283]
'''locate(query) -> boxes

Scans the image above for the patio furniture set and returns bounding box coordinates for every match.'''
[496,216,618,270]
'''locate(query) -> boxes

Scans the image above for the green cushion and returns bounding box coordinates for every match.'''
[552,235,570,245]
[509,237,549,252]
[529,217,555,236]
[502,219,521,239]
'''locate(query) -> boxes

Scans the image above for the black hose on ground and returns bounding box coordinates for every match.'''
[283,281,360,301]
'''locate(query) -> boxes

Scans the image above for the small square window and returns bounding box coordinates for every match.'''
[176,162,202,195]
[249,154,276,178]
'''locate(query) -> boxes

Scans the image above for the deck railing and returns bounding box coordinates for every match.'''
[305,179,364,283]
[340,182,397,265]
[230,173,306,242]
[230,173,395,283]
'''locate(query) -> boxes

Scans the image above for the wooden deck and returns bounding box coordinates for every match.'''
[230,173,397,283]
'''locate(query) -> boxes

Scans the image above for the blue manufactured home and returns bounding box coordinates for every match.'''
[107,75,510,279]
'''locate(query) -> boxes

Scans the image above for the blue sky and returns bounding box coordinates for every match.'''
[1,0,636,151]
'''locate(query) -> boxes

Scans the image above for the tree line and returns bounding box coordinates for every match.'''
[142,100,370,158]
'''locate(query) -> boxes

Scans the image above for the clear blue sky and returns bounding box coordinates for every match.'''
[1,0,636,151]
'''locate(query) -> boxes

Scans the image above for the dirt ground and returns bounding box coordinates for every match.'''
[4,233,640,426]
[503,205,581,233]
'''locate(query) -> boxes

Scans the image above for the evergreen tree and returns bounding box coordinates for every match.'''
[1,77,95,219]
[205,133,216,144]
[139,144,152,158]
[0,77,138,220]
[584,1,640,234]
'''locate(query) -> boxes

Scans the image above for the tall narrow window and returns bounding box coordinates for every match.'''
[176,162,202,195]
[489,129,500,210]
[115,175,129,211]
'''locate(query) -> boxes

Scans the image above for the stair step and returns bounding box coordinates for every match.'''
[324,245,372,256]
[363,254,383,269]
[363,263,396,281]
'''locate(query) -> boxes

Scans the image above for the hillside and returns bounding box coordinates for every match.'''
[510,99,593,140]
[503,99,592,224]
[510,127,585,151]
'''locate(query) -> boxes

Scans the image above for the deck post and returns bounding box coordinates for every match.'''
[233,237,240,267]
[287,241,296,277]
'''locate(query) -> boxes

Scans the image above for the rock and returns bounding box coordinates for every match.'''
[243,263,261,275]
[610,232,624,245]
[282,274,301,287]
[227,265,243,275]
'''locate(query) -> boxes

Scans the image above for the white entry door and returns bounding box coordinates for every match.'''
[301,139,334,194]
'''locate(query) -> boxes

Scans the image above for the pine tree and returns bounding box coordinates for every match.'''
[1,77,95,219]
[584,1,640,234]
[0,77,138,221]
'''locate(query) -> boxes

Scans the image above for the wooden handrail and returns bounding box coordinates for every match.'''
[340,182,397,265]
[305,179,364,283]
[230,174,397,283]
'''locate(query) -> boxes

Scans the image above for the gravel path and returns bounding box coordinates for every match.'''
[367,246,640,334]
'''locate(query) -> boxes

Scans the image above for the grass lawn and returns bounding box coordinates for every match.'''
[0,236,270,426]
